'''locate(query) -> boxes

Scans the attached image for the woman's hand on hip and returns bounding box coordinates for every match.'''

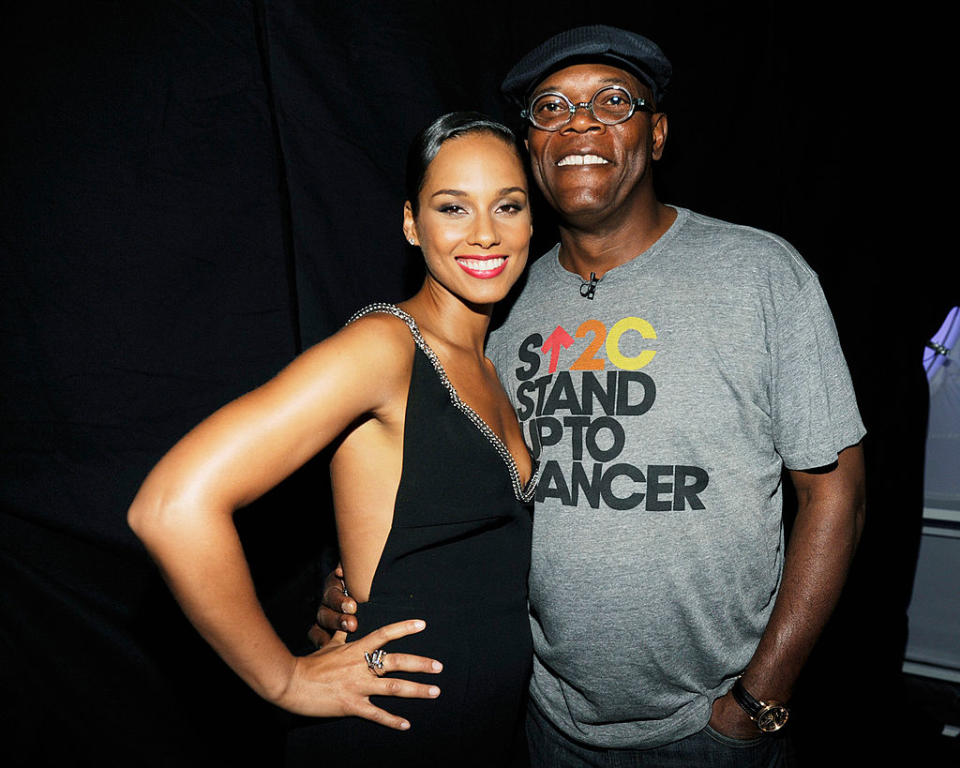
[278,618,442,730]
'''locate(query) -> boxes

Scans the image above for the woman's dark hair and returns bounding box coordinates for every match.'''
[405,111,521,215]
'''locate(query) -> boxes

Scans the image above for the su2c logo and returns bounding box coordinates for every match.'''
[516,317,657,378]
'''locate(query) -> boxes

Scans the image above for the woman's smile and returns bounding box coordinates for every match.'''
[455,254,509,278]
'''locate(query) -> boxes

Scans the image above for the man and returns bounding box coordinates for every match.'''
[321,25,865,766]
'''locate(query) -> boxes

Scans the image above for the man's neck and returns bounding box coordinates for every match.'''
[557,201,677,281]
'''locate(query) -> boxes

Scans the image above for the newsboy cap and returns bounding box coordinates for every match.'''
[501,25,672,107]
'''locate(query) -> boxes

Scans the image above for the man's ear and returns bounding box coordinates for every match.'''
[651,113,668,161]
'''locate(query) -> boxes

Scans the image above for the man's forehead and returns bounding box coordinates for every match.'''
[532,62,647,97]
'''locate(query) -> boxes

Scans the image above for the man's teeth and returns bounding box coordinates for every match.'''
[557,154,609,167]
[458,257,505,270]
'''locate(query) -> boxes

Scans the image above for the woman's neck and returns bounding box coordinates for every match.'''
[400,279,492,360]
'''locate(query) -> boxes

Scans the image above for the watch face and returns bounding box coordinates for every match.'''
[756,704,789,733]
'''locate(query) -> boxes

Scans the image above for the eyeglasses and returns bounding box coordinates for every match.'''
[522,85,654,131]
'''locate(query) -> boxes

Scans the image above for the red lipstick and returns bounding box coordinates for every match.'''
[455,254,508,279]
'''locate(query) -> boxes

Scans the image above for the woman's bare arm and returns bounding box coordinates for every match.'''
[128,316,441,727]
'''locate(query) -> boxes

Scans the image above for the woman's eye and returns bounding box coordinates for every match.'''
[438,204,465,215]
[497,202,523,214]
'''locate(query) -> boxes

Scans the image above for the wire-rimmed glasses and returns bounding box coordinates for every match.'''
[522,85,654,131]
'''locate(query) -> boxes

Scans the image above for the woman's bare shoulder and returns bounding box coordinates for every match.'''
[288,310,417,394]
[319,311,414,359]
[339,309,417,345]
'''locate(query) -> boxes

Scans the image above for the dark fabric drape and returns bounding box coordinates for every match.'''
[1,3,297,764]
[1,2,951,765]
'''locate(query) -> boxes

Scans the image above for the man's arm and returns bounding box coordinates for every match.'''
[310,564,359,644]
[710,442,866,737]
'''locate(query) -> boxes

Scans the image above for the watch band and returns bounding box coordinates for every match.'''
[731,678,763,719]
[730,678,790,733]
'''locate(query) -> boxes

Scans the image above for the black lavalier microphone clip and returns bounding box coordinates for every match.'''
[580,272,599,300]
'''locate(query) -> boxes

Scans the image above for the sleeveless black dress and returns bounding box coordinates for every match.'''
[285,305,540,767]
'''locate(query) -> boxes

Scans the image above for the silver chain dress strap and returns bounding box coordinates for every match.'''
[346,303,541,503]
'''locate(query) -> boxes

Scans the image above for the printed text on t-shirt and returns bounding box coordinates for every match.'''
[512,319,709,512]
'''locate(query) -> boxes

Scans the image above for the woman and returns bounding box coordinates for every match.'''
[128,112,539,765]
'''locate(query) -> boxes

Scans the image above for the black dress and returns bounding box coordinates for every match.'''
[285,305,540,767]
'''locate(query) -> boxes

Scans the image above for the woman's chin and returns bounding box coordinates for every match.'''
[427,272,521,309]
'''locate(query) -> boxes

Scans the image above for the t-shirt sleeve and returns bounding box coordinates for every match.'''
[771,275,866,470]
[486,327,504,377]
[486,326,518,411]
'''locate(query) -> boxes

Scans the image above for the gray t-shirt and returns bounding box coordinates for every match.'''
[487,207,865,749]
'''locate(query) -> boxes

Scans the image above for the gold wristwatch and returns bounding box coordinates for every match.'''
[730,678,790,733]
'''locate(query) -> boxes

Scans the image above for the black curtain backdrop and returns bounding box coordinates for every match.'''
[1,2,952,765]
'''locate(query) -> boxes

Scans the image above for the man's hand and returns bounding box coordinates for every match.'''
[310,564,358,647]
[283,619,442,730]
[708,690,761,740]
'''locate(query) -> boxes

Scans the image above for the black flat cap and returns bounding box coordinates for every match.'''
[501,25,672,107]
